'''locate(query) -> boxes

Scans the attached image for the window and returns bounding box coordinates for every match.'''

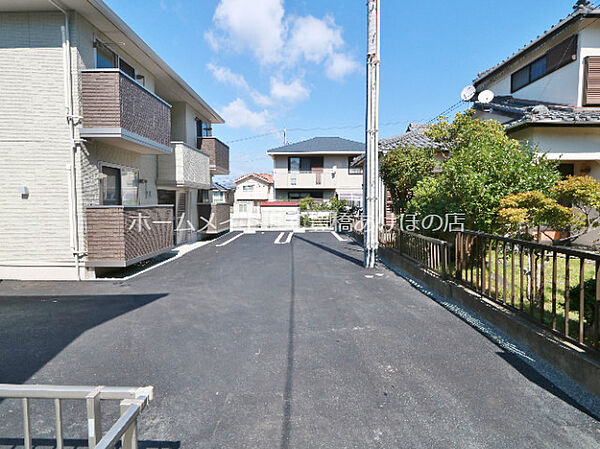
[213,192,225,203]
[242,185,254,192]
[288,156,323,172]
[238,202,249,213]
[198,189,210,204]
[101,166,121,205]
[510,34,577,93]
[558,163,575,179]
[99,164,139,206]
[348,156,363,174]
[119,58,135,78]
[95,41,116,69]
[195,119,212,148]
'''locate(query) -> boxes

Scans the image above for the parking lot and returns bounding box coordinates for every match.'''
[1,231,600,448]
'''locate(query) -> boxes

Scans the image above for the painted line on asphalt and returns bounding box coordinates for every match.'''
[215,232,244,247]
[331,231,348,242]
[274,231,294,245]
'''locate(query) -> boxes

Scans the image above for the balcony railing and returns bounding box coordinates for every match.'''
[85,205,174,267]
[198,137,230,175]
[80,69,172,154]
[157,142,211,189]
[0,383,153,449]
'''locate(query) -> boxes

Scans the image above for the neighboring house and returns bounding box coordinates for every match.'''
[231,173,274,229]
[470,0,600,244]
[197,181,234,236]
[472,0,600,179]
[211,181,235,206]
[267,137,365,206]
[0,0,229,280]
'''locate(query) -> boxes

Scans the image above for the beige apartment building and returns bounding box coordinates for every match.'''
[267,137,365,206]
[0,0,229,280]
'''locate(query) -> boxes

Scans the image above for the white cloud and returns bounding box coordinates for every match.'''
[220,98,269,130]
[326,52,361,81]
[287,15,343,64]
[211,0,285,63]
[270,78,309,103]
[206,63,249,90]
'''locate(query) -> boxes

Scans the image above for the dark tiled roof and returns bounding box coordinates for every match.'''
[267,137,365,154]
[352,123,442,166]
[379,123,441,151]
[212,181,234,191]
[474,2,599,85]
[473,96,600,129]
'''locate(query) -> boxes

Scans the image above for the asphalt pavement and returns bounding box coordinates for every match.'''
[1,231,600,448]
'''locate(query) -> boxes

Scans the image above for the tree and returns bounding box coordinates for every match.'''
[551,175,600,243]
[407,111,561,233]
[497,191,573,241]
[380,144,436,213]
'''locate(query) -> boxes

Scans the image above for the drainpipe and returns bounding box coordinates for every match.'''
[49,0,82,280]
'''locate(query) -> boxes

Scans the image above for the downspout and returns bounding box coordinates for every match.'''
[49,0,82,280]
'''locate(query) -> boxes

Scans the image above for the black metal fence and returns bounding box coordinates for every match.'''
[381,228,600,353]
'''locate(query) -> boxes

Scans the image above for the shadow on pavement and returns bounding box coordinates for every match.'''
[293,235,363,267]
[496,351,600,421]
[0,293,167,384]
[0,437,180,448]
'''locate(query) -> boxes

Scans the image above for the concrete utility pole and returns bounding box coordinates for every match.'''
[364,0,380,268]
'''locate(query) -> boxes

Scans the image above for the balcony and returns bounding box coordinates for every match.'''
[80,69,172,154]
[198,137,230,175]
[85,205,174,267]
[157,142,211,189]
[198,203,231,234]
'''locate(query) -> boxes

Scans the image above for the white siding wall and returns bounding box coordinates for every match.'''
[234,178,273,201]
[0,12,73,264]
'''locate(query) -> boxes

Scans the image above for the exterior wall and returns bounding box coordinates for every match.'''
[261,206,300,228]
[510,126,600,161]
[577,22,600,106]
[200,137,230,173]
[272,154,363,193]
[0,12,73,265]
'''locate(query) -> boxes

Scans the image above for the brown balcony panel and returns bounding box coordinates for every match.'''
[80,69,172,154]
[198,203,230,234]
[200,137,230,174]
[86,205,174,267]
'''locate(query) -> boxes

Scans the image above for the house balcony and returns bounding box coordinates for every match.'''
[80,69,172,154]
[274,171,332,189]
[198,137,230,175]
[157,142,211,189]
[198,203,231,234]
[85,205,174,267]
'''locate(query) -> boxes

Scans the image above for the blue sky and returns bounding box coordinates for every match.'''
[105,0,576,180]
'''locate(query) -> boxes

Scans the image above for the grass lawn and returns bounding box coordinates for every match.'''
[457,244,598,347]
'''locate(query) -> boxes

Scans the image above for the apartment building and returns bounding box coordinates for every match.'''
[0,0,229,280]
[267,137,365,206]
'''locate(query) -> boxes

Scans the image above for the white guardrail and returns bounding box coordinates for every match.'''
[0,384,153,449]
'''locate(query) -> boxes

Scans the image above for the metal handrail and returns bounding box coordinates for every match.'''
[0,384,153,449]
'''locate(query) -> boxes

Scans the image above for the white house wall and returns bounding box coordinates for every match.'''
[511,126,600,161]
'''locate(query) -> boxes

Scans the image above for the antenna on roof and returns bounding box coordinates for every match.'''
[460,85,476,102]
[574,0,592,11]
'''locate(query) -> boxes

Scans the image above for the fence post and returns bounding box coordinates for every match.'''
[441,242,448,280]
[120,400,139,449]
[86,387,103,448]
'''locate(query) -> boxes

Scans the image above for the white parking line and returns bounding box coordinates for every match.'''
[274,231,294,245]
[216,232,244,247]
[331,231,348,242]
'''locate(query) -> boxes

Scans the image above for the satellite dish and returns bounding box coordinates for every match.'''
[460,85,476,101]
[478,89,495,104]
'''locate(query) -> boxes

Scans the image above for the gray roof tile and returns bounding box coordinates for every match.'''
[267,137,365,154]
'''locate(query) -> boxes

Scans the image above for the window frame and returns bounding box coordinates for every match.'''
[98,162,139,206]
[510,34,578,93]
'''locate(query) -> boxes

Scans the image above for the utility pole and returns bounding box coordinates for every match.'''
[364,0,380,268]
[283,128,287,145]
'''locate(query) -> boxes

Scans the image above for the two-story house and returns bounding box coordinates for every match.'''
[231,173,274,229]
[472,0,600,181]
[0,0,229,280]
[267,137,365,206]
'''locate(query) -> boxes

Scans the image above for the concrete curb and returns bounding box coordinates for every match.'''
[379,247,600,399]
